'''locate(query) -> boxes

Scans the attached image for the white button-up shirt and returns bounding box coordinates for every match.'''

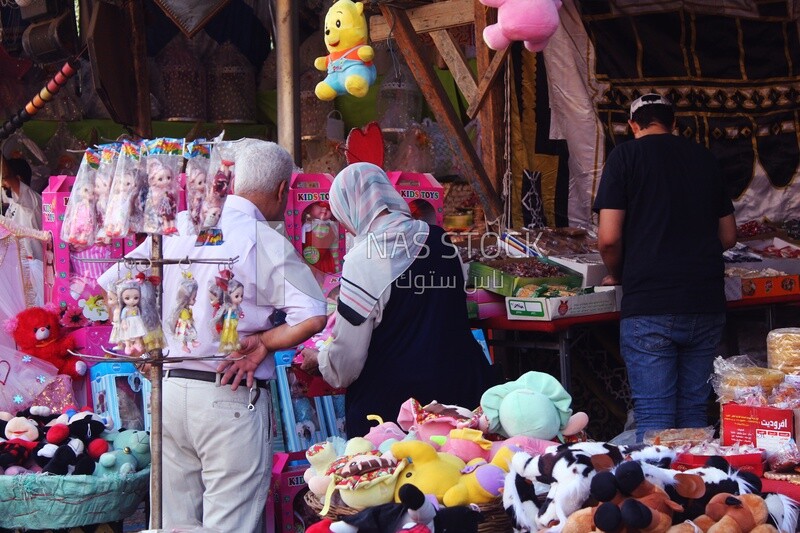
[98,195,326,379]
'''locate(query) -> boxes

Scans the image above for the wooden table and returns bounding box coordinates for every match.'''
[472,294,800,392]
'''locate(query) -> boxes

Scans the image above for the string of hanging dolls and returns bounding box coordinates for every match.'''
[61,137,243,358]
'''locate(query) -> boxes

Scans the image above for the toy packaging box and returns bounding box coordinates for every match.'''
[90,361,151,432]
[386,171,444,226]
[284,173,346,275]
[267,451,312,533]
[43,175,135,323]
[274,356,328,452]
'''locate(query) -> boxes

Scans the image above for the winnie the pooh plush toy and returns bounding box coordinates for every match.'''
[314,0,376,100]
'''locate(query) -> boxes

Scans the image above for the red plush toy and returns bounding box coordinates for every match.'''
[6,306,86,378]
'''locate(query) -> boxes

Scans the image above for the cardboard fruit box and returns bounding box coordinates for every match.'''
[548,254,609,288]
[504,286,618,321]
[469,257,582,298]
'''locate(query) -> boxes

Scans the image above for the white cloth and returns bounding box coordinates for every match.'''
[98,195,326,379]
[329,163,428,323]
[317,285,388,388]
[3,182,43,260]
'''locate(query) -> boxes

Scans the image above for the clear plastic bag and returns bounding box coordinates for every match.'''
[103,141,145,239]
[142,138,183,236]
[61,148,99,248]
[183,140,212,236]
[196,143,234,246]
[711,354,785,403]
[93,143,121,245]
[388,123,434,173]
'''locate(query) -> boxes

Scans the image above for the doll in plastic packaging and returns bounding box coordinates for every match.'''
[61,148,99,247]
[63,182,96,246]
[103,170,138,238]
[215,270,244,353]
[93,145,119,244]
[144,158,178,235]
[301,201,339,273]
[168,272,200,353]
[104,141,143,238]
[106,283,124,350]
[117,278,148,356]
[200,158,233,231]
[184,141,211,234]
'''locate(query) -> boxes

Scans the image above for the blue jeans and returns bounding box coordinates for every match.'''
[620,313,726,442]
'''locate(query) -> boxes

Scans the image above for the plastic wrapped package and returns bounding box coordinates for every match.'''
[142,138,183,235]
[711,355,786,403]
[643,426,715,448]
[60,148,99,247]
[184,140,212,235]
[388,123,434,173]
[767,439,800,472]
[768,376,800,409]
[196,142,234,245]
[93,143,121,245]
[102,140,144,239]
[767,327,800,374]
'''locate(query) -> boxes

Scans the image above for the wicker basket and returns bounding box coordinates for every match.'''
[304,490,513,532]
[0,468,149,530]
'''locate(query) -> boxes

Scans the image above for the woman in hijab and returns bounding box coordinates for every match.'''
[301,163,493,437]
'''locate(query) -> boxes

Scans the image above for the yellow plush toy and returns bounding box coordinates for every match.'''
[390,440,465,504]
[442,445,515,507]
[314,0,377,100]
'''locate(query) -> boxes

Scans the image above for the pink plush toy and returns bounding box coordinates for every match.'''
[479,0,563,52]
[363,414,406,449]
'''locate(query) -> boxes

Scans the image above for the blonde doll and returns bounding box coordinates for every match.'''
[117,279,147,356]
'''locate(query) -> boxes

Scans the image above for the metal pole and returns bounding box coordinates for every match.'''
[275,0,301,165]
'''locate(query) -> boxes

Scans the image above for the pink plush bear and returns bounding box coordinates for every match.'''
[479,0,563,52]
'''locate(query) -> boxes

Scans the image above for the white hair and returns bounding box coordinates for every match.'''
[232,139,294,195]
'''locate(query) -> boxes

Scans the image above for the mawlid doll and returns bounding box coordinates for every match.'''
[214,269,244,353]
[168,272,200,353]
[117,277,148,356]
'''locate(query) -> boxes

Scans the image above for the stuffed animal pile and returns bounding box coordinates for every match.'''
[300,372,800,533]
[0,405,150,477]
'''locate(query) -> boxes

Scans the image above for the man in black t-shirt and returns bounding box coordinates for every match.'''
[593,94,737,442]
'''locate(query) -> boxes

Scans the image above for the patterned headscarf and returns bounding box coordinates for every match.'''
[329,163,429,324]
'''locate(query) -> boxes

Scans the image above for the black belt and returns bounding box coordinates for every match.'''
[164,369,270,390]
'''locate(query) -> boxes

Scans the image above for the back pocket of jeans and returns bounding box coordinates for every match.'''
[632,315,675,351]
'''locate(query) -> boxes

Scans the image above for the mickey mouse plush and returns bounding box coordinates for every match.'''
[6,306,86,378]
[43,408,109,475]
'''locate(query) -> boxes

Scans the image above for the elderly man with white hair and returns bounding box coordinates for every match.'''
[99,139,326,533]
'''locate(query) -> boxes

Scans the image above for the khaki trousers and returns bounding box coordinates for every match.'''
[158,376,273,533]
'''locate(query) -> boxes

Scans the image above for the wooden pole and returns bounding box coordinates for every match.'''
[473,0,505,196]
[126,0,159,526]
[275,0,300,165]
[379,5,503,222]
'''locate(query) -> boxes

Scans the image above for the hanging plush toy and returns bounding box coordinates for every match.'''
[314,0,376,101]
[478,0,563,52]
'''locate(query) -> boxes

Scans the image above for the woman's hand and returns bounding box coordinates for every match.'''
[217,334,266,391]
[300,348,320,375]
